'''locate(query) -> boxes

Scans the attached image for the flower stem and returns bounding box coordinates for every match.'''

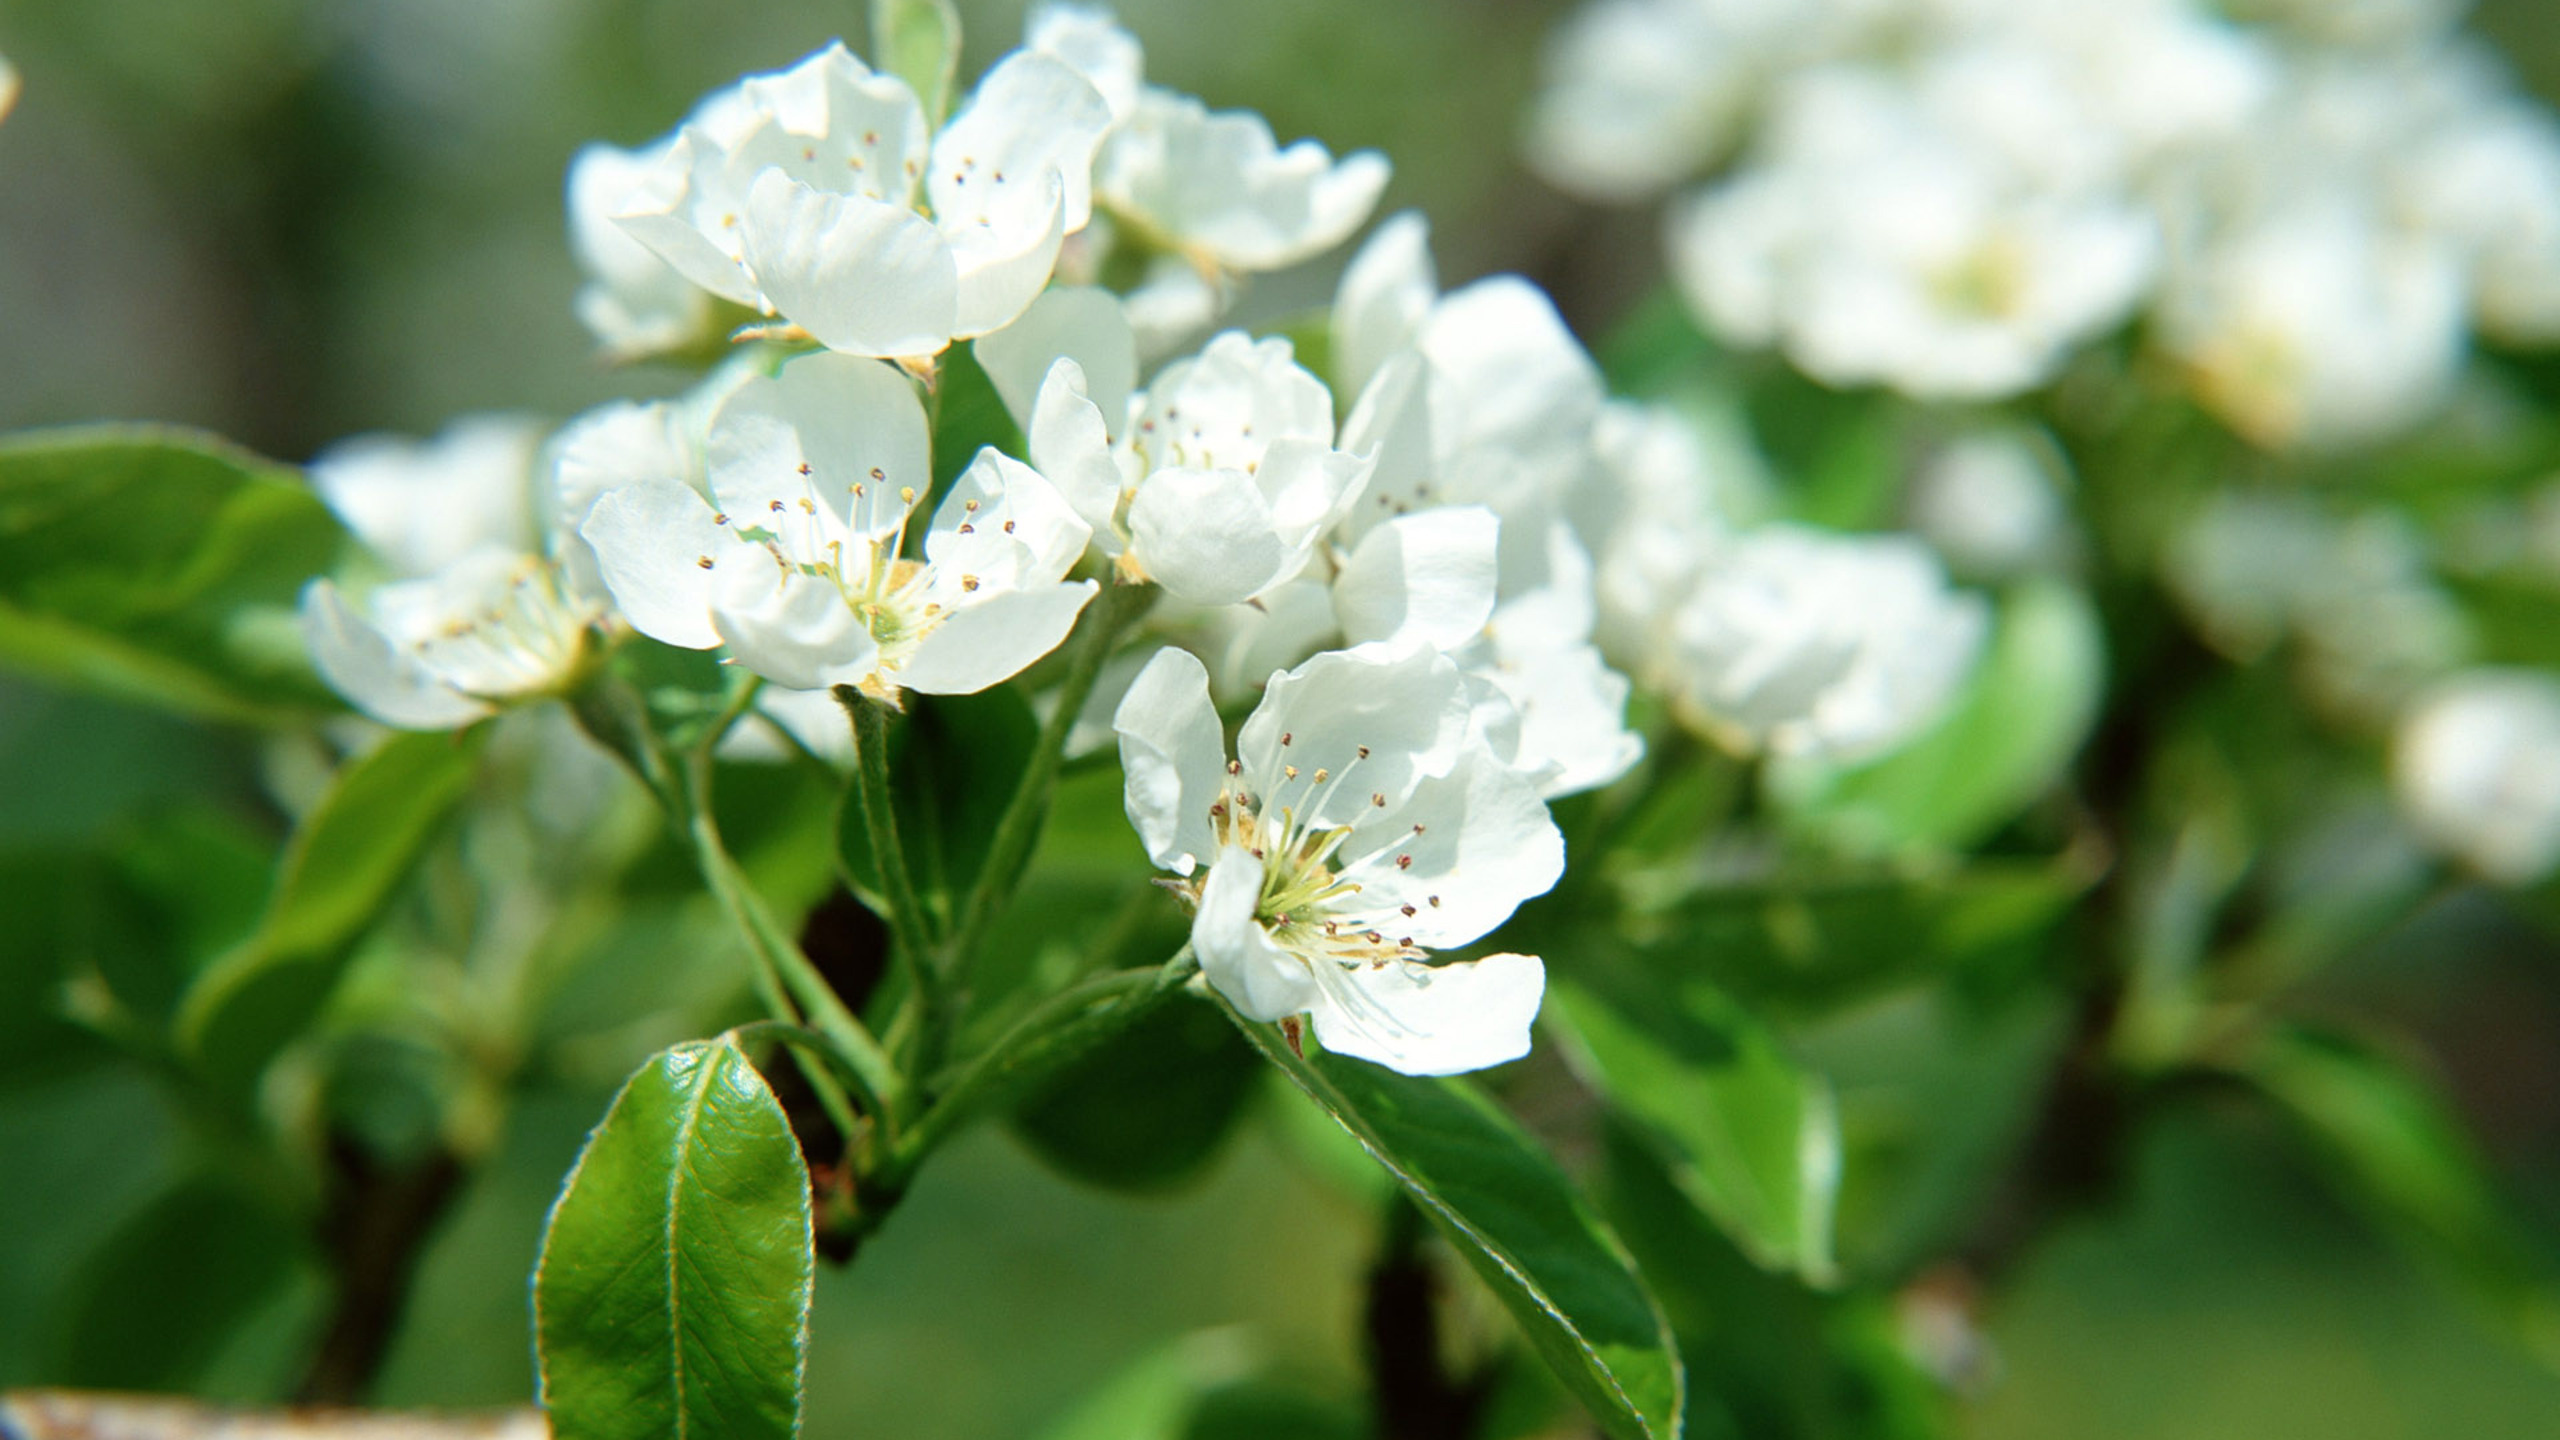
[883,943,1198,1186]
[568,672,908,1139]
[945,581,1156,977]
[834,686,945,1030]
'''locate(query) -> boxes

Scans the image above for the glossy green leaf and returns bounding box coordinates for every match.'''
[1598,1127,1943,1440]
[835,684,1038,926]
[1011,998,1264,1192]
[1771,578,2105,854]
[47,1174,307,1390]
[177,728,483,1092]
[1549,979,1840,1284]
[2244,1024,2560,1363]
[872,0,961,126]
[1233,1017,1684,1440]
[535,1038,815,1440]
[0,425,348,721]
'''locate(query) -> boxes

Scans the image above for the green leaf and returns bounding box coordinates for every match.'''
[1232,1018,1684,1440]
[177,728,483,1092]
[1597,1127,1943,1440]
[1771,578,2106,854]
[0,425,348,721]
[1011,998,1264,1192]
[835,685,1038,926]
[1548,979,1840,1284]
[535,1038,815,1440]
[871,0,962,126]
[2243,1024,2560,1364]
[47,1174,307,1390]
[1629,857,2091,1020]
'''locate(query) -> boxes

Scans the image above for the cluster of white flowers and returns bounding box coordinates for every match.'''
[1531,0,2560,446]
[291,6,2009,1074]
[566,4,1382,365]
[2393,670,2560,886]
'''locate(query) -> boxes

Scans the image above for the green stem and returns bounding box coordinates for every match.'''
[684,749,912,1134]
[834,686,944,1014]
[568,671,909,1136]
[946,581,1156,976]
[885,944,1198,1186]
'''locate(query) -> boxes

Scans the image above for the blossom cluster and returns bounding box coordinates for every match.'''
[1531,0,2560,448]
[286,6,2009,1075]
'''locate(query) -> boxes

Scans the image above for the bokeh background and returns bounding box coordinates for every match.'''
[7,2,2560,1437]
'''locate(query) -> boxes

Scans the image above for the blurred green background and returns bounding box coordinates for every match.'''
[8,2,2560,1437]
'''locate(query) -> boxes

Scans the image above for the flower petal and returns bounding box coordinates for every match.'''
[712,569,879,692]
[580,479,732,650]
[740,168,959,358]
[1309,952,1544,1076]
[1193,845,1316,1021]
[300,580,493,731]
[1333,505,1498,652]
[1337,743,1565,946]
[898,579,1097,695]
[1125,465,1288,607]
[707,349,931,540]
[931,50,1112,232]
[1028,358,1131,544]
[1112,643,1229,875]
[974,285,1138,433]
[1236,643,1471,829]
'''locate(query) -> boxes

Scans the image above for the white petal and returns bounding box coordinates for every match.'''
[712,570,879,692]
[309,417,544,578]
[707,349,931,540]
[932,50,1112,232]
[1254,437,1372,563]
[1333,505,1499,651]
[1126,466,1287,606]
[1237,643,1471,828]
[1028,359,1131,546]
[1026,3,1145,122]
[1337,743,1563,945]
[1310,952,1544,1076]
[739,169,959,358]
[300,580,493,731]
[945,170,1069,340]
[898,580,1098,694]
[929,448,1093,583]
[613,131,764,308]
[580,480,731,650]
[1335,349,1438,540]
[1332,210,1437,399]
[1099,93,1388,271]
[974,286,1137,432]
[1193,846,1316,1022]
[1112,644,1229,875]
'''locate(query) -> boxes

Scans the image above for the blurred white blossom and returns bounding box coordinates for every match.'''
[2394,670,2560,885]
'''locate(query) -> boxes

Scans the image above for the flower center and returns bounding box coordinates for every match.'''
[1202,750,1430,970]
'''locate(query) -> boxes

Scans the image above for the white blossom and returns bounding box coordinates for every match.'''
[1668,66,2158,400]
[1665,526,1987,761]
[1026,328,1371,607]
[1115,643,1559,1075]
[1905,428,2071,579]
[2394,670,2560,885]
[568,141,716,360]
[300,417,600,729]
[582,350,1097,698]
[308,415,546,578]
[1029,8,1388,275]
[609,41,1111,359]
